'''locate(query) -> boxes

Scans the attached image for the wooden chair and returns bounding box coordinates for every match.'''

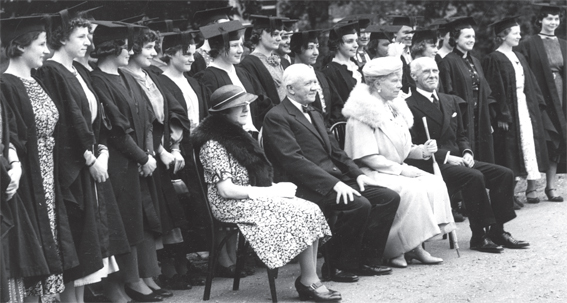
[192,148,279,302]
[330,121,347,150]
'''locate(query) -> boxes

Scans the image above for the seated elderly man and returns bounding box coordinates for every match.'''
[405,57,529,253]
[263,64,400,282]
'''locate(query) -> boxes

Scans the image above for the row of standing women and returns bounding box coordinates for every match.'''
[1,2,565,303]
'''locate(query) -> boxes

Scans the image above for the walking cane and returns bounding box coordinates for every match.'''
[422,117,460,257]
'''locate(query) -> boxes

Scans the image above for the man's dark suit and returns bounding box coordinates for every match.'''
[263,97,400,270]
[406,91,516,231]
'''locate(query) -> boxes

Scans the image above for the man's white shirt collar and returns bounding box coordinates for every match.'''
[416,87,439,103]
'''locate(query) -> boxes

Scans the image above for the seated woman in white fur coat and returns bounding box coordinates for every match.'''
[342,57,455,268]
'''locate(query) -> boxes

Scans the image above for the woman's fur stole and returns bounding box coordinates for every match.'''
[342,82,414,129]
[191,114,273,187]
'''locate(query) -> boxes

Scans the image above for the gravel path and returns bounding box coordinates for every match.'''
[165,175,566,303]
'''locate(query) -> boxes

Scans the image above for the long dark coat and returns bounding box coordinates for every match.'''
[239,55,282,105]
[439,51,495,163]
[91,69,161,245]
[516,35,566,173]
[0,74,79,277]
[195,66,273,130]
[314,69,345,127]
[36,61,131,281]
[143,69,191,233]
[321,61,361,103]
[482,51,549,176]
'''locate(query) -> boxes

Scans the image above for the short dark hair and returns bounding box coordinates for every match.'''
[448,27,472,47]
[160,45,184,63]
[410,39,436,59]
[494,26,515,45]
[534,11,563,29]
[249,27,277,45]
[90,39,127,58]
[48,17,91,50]
[132,29,159,55]
[6,31,42,58]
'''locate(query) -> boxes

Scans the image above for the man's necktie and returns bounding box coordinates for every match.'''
[302,105,314,113]
[432,94,440,110]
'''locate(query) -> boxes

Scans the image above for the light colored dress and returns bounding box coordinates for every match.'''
[200,140,331,269]
[343,83,455,259]
[499,50,540,180]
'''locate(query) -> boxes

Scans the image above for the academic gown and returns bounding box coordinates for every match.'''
[516,35,567,173]
[439,51,495,163]
[482,51,549,176]
[195,66,274,130]
[313,69,345,127]
[239,55,282,105]
[401,56,415,94]
[1,92,51,282]
[143,69,191,233]
[1,74,79,277]
[321,61,361,103]
[91,68,162,245]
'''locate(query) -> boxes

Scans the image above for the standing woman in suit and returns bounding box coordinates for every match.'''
[90,21,164,302]
[36,10,130,302]
[240,15,287,104]
[438,17,496,164]
[1,15,79,303]
[196,20,273,131]
[517,3,566,202]
[482,17,550,204]
[321,22,363,103]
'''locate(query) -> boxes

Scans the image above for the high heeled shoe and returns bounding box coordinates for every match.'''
[545,188,564,202]
[294,277,341,302]
[387,255,407,268]
[405,248,443,265]
[525,190,540,204]
[124,286,163,302]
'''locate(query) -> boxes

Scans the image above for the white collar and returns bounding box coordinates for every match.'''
[288,97,306,112]
[539,33,558,40]
[416,87,439,102]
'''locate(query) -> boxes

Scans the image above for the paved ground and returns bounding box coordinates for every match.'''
[164,175,566,303]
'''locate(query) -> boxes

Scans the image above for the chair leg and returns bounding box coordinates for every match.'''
[233,232,247,291]
[449,232,455,249]
[203,230,216,301]
[266,267,278,303]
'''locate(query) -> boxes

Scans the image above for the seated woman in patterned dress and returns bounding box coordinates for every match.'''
[191,85,339,302]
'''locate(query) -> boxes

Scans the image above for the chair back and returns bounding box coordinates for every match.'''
[330,121,347,150]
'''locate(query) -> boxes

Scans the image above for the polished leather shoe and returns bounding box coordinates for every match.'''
[124,286,163,302]
[148,286,173,298]
[357,264,392,276]
[295,277,341,302]
[470,236,504,253]
[321,263,359,283]
[490,232,529,249]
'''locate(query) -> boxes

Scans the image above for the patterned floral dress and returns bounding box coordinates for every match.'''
[199,140,331,269]
[20,77,63,299]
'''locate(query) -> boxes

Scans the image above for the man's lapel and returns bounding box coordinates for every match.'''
[282,98,326,146]
[412,91,444,128]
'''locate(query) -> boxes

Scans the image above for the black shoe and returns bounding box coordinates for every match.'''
[526,190,540,204]
[490,231,530,249]
[321,263,359,283]
[357,264,392,276]
[157,274,192,290]
[545,188,564,202]
[215,265,246,278]
[148,286,173,298]
[452,209,466,222]
[124,286,163,302]
[470,235,504,253]
[295,277,341,302]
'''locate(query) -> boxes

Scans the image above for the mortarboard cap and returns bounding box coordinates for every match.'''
[290,30,320,52]
[193,6,234,27]
[250,15,284,30]
[411,28,438,45]
[92,20,146,50]
[160,30,199,54]
[391,15,423,27]
[339,14,374,32]
[282,18,299,32]
[145,19,188,32]
[329,21,359,40]
[533,1,567,15]
[489,16,520,35]
[365,24,392,41]
[445,16,476,32]
[0,15,49,45]
[200,20,245,49]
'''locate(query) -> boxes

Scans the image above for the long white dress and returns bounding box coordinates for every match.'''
[343,83,455,259]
